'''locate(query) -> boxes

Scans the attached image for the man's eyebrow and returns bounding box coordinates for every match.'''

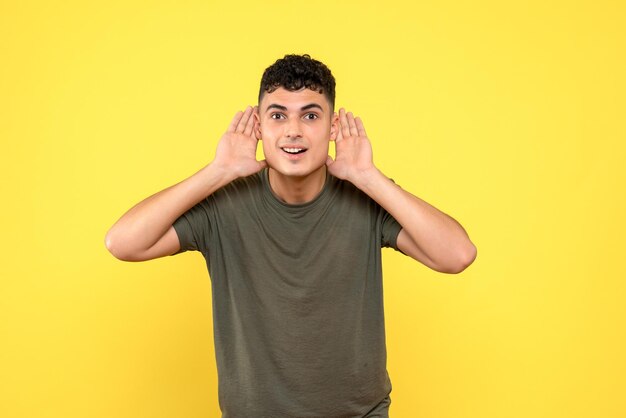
[301,103,323,111]
[265,103,324,112]
[266,104,288,111]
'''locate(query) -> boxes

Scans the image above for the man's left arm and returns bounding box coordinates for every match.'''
[326,109,477,274]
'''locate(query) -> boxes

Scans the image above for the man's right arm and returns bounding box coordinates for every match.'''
[104,106,265,262]
[104,164,234,261]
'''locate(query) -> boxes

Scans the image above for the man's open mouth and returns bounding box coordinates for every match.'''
[281,147,307,155]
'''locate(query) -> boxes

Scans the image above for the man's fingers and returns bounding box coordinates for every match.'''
[227,110,244,133]
[336,125,344,142]
[238,106,253,133]
[236,106,253,133]
[347,112,359,137]
[339,108,351,138]
[355,117,367,137]
[243,108,255,137]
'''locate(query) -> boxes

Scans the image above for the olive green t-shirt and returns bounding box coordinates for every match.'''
[171,168,402,418]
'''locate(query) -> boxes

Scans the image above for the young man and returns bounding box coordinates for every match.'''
[105,54,476,417]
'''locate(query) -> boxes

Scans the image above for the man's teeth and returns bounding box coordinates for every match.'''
[283,147,306,154]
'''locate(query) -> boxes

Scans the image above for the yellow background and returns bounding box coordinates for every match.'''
[1,0,624,417]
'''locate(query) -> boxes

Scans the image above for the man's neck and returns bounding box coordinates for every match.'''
[268,166,327,204]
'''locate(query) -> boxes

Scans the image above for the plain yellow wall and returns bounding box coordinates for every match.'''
[1,1,625,417]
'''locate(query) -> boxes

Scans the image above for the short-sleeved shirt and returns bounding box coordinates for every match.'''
[172,168,402,418]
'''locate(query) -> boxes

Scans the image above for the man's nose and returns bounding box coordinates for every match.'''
[285,119,302,138]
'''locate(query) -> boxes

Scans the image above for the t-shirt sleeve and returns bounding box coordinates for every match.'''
[170,198,213,256]
[380,207,403,250]
[378,177,403,251]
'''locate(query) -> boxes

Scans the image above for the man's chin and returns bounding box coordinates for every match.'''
[267,162,327,180]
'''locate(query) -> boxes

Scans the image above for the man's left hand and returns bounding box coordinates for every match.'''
[326,108,378,187]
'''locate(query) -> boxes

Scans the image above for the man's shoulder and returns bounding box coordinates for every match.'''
[225,170,265,191]
[209,170,265,206]
[327,174,370,202]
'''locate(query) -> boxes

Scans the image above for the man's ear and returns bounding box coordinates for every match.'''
[330,111,339,141]
[253,107,262,140]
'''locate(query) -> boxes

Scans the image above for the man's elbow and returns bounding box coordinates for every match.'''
[455,243,477,273]
[104,230,135,262]
[441,243,477,274]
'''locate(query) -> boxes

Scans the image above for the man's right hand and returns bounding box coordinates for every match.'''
[212,106,267,180]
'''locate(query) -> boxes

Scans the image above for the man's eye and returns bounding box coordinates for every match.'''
[271,113,285,119]
[304,113,318,120]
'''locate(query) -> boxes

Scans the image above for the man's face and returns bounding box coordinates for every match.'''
[255,87,338,178]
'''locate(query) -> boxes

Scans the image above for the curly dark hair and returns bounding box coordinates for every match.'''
[258,54,336,109]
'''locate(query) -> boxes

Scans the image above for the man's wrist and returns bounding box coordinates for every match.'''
[352,166,386,193]
[200,161,237,190]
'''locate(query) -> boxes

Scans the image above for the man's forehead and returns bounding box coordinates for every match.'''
[259,87,330,112]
